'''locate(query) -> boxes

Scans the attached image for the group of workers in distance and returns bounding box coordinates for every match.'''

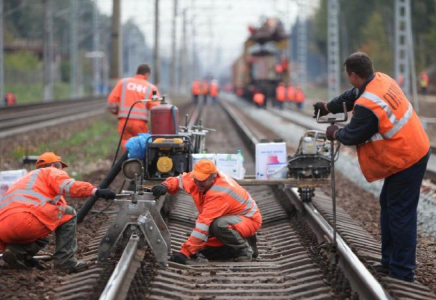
[252,83,305,109]
[0,53,430,283]
[191,79,219,106]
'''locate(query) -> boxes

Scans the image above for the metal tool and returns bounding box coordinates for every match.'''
[316,102,348,264]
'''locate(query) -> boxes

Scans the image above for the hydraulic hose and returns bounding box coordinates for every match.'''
[77,151,129,223]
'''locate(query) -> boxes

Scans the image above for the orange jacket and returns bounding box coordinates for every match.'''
[191,81,201,95]
[107,75,160,121]
[209,83,219,97]
[276,86,286,102]
[0,167,95,250]
[355,72,430,182]
[4,93,16,106]
[163,172,262,257]
[295,88,305,103]
[201,82,209,95]
[286,86,295,101]
[420,73,429,88]
[253,93,265,105]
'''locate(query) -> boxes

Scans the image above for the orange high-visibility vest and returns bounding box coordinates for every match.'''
[295,89,305,103]
[164,172,262,257]
[107,75,159,121]
[253,93,265,105]
[192,81,201,95]
[286,86,295,102]
[4,93,16,106]
[201,82,209,95]
[209,83,219,97]
[0,168,95,233]
[276,86,286,102]
[355,72,430,182]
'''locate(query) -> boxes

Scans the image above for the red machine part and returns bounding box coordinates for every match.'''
[149,103,179,135]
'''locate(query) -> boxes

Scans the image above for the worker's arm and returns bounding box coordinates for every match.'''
[326,88,359,114]
[162,173,193,194]
[335,105,379,146]
[180,196,230,257]
[47,168,95,198]
[107,80,123,114]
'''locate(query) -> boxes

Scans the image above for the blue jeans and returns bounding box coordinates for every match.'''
[380,150,430,281]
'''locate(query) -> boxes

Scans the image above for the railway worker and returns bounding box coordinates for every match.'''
[286,84,295,104]
[0,152,116,272]
[313,52,430,283]
[151,159,262,264]
[420,71,429,95]
[107,63,160,149]
[4,92,16,106]
[295,87,305,110]
[191,79,201,105]
[275,82,286,110]
[253,91,265,108]
[201,80,209,104]
[209,80,219,106]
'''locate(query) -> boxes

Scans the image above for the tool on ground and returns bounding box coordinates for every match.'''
[316,103,348,265]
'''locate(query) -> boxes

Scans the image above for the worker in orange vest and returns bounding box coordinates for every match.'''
[209,80,219,105]
[314,52,430,282]
[201,80,209,104]
[275,82,286,109]
[253,91,265,108]
[295,86,305,110]
[191,79,201,105]
[0,152,116,272]
[107,64,160,149]
[286,84,295,104]
[151,159,262,264]
[4,93,16,106]
[420,71,429,95]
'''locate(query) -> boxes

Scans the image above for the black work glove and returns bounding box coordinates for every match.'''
[151,184,168,198]
[95,188,116,200]
[170,252,187,264]
[313,102,329,118]
[326,125,339,140]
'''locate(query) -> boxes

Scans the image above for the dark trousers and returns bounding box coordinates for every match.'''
[193,94,199,105]
[380,151,430,281]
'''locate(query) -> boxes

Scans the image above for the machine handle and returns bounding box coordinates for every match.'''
[316,102,348,124]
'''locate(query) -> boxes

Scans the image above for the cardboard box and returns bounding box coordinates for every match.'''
[255,142,287,180]
[216,154,244,180]
[0,169,27,182]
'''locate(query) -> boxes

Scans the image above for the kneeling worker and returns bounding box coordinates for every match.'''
[0,152,116,272]
[152,159,262,264]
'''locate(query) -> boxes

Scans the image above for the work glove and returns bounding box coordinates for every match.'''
[95,188,116,200]
[170,252,187,264]
[151,184,168,198]
[313,102,329,118]
[326,125,339,141]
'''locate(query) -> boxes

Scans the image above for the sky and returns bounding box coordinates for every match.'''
[95,0,320,79]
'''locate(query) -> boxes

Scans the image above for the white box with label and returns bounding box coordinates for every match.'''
[192,154,216,168]
[216,154,244,180]
[0,169,27,182]
[255,142,287,180]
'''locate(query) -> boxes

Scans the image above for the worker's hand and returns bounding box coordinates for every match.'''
[313,102,329,118]
[170,252,187,264]
[151,184,168,198]
[95,188,116,200]
[326,125,339,140]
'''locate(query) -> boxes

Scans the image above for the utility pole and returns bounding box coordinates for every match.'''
[43,0,54,101]
[297,1,307,90]
[153,0,160,85]
[395,0,418,112]
[327,0,340,101]
[191,0,197,81]
[110,0,121,85]
[170,0,178,91]
[70,0,78,98]
[93,2,101,96]
[180,8,187,92]
[0,0,4,107]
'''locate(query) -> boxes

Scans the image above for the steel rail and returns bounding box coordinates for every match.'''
[219,98,392,300]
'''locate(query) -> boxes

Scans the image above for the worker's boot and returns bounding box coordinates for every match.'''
[2,249,27,269]
[247,234,259,258]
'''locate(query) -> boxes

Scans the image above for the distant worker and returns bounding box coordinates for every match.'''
[201,80,209,104]
[0,152,116,272]
[253,91,265,108]
[4,92,16,106]
[286,84,295,104]
[295,87,305,110]
[313,52,430,282]
[209,80,219,106]
[275,82,286,109]
[107,64,160,149]
[236,87,243,97]
[191,79,201,105]
[420,71,429,95]
[151,159,262,264]
[397,74,404,88]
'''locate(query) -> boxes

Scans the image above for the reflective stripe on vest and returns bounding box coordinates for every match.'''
[195,221,209,232]
[210,185,258,218]
[59,179,75,197]
[190,230,208,241]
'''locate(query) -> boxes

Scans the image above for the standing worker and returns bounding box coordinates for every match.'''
[191,79,201,105]
[0,152,116,272]
[420,71,429,95]
[295,87,305,110]
[4,92,16,106]
[286,84,295,105]
[151,159,262,264]
[201,80,209,104]
[107,64,160,149]
[253,91,265,108]
[209,80,219,106]
[275,82,286,109]
[313,52,430,282]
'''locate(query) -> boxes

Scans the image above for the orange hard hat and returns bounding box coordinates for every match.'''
[36,152,68,168]
[190,159,217,181]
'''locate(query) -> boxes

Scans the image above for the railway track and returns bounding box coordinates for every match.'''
[47,97,436,299]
